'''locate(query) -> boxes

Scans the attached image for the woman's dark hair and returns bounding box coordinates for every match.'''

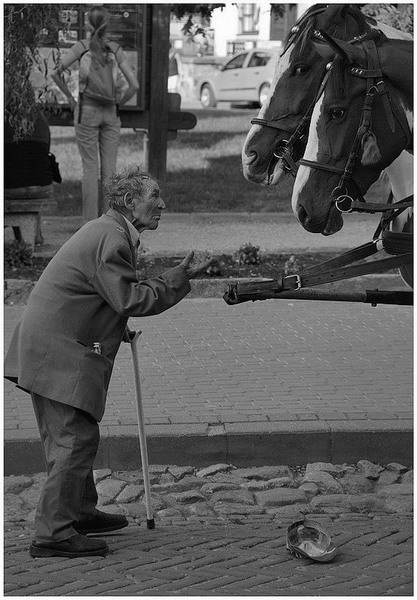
[87,5,110,65]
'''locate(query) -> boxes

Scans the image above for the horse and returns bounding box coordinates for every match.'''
[241,4,413,288]
[291,27,413,286]
[242,4,411,188]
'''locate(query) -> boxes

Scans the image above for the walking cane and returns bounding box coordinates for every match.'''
[123,327,155,529]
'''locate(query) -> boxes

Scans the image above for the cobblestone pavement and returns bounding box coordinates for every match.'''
[5,461,413,596]
[4,299,413,437]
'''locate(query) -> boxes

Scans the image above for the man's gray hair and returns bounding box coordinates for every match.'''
[104,165,157,209]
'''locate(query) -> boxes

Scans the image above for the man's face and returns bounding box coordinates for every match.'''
[130,180,166,232]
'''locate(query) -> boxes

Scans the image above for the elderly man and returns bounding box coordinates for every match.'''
[5,165,212,558]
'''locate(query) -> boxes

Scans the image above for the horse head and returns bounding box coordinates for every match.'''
[292,29,413,235]
[241,3,374,186]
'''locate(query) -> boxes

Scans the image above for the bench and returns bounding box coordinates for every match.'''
[4,186,57,251]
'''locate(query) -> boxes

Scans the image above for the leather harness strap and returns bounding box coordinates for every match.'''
[335,194,413,214]
[277,243,412,292]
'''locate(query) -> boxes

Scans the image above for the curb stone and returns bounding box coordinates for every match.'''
[5,460,413,527]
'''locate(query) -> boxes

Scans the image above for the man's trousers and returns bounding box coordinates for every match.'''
[31,393,100,542]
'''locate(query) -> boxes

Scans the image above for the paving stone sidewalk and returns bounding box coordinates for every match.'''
[4,298,413,473]
[4,461,413,596]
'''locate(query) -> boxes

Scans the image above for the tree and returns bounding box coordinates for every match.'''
[4,4,65,141]
[360,4,413,33]
[7,3,408,141]
[170,3,286,35]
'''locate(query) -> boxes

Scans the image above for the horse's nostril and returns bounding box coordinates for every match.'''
[242,149,257,166]
[297,206,308,225]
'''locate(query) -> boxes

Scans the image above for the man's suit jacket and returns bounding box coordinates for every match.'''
[5,209,191,421]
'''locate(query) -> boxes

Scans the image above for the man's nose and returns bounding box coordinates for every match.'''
[159,197,166,210]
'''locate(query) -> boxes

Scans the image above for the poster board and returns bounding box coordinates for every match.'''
[32,4,147,110]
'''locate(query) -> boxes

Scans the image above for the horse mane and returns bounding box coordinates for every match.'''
[284,4,374,55]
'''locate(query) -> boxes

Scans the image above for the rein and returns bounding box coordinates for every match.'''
[224,236,413,305]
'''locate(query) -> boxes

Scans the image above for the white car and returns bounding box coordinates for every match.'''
[196,48,278,108]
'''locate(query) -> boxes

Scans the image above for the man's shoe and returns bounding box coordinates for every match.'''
[74,510,129,534]
[30,533,109,558]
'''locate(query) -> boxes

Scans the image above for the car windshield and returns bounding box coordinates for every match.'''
[224,53,247,70]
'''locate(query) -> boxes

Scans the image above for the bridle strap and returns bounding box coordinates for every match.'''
[250,117,294,133]
[340,194,413,214]
[299,159,344,175]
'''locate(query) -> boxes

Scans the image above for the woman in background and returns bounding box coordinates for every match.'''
[52,5,139,221]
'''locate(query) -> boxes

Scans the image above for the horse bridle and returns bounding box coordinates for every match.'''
[250,7,371,178]
[299,30,411,208]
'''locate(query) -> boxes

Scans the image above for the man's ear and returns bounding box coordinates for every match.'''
[123,192,134,209]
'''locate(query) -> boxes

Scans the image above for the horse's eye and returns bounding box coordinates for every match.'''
[294,64,309,76]
[330,108,345,119]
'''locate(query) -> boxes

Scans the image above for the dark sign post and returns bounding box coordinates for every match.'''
[44,4,196,182]
[148,4,170,180]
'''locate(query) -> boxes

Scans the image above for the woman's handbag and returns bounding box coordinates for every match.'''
[48,152,62,183]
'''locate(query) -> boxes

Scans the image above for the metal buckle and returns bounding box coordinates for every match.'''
[285,274,302,290]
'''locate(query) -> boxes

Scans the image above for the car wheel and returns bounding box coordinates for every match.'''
[259,83,270,106]
[200,84,217,108]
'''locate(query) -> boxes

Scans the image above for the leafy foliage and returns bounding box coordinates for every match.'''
[170,3,287,35]
[360,4,413,33]
[4,5,65,141]
[236,243,262,266]
[4,240,33,269]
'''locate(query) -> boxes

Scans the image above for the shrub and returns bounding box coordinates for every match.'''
[5,240,33,268]
[236,243,261,265]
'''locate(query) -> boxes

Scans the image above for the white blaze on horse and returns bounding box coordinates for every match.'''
[242,4,411,189]
[291,27,413,285]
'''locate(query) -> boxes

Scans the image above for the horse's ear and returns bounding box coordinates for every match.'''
[322,4,351,24]
[361,131,382,165]
[312,40,335,62]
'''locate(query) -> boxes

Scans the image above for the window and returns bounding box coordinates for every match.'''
[238,4,260,35]
[224,53,247,70]
[248,52,271,68]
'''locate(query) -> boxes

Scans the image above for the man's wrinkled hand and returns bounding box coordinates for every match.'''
[179,251,215,280]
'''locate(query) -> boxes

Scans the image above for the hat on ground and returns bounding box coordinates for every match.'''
[286,518,337,563]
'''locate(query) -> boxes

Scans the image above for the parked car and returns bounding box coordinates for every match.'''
[196,48,278,109]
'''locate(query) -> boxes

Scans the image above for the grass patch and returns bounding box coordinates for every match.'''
[50,106,390,216]
[50,107,294,215]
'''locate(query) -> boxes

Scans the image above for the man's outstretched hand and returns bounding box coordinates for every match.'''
[179,251,215,280]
